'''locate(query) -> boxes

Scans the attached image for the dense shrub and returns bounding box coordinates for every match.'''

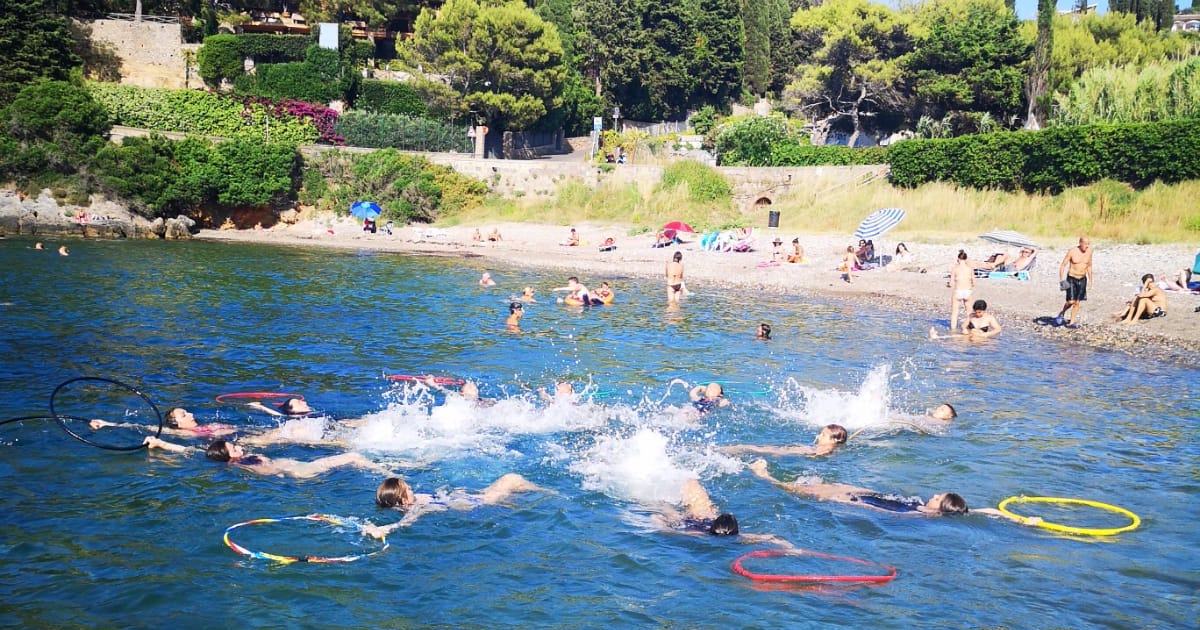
[887,119,1200,192]
[335,111,471,152]
[94,134,299,217]
[0,81,109,179]
[659,160,731,202]
[768,143,888,167]
[302,149,487,222]
[236,34,311,63]
[236,44,358,104]
[356,79,427,116]
[197,34,243,86]
[690,106,718,135]
[87,83,338,144]
[235,62,342,103]
[714,116,793,166]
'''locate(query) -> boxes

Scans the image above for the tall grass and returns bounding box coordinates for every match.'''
[443,172,1200,244]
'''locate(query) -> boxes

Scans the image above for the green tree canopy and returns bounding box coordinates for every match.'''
[402,0,565,130]
[0,81,109,177]
[1047,11,1196,97]
[784,0,913,146]
[906,0,1031,131]
[0,0,82,107]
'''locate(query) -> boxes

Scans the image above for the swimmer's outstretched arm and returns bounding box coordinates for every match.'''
[721,444,817,457]
[142,436,195,454]
[973,507,1043,526]
[738,533,796,549]
[688,386,705,401]
[93,419,217,438]
[245,402,285,417]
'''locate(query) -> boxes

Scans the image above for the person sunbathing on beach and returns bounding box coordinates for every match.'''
[561,228,580,246]
[1116,274,1167,323]
[689,382,730,414]
[1008,247,1037,272]
[471,228,483,242]
[487,228,502,242]
[361,474,542,538]
[786,238,806,263]
[721,424,848,458]
[746,460,1040,524]
[90,406,238,439]
[142,437,389,479]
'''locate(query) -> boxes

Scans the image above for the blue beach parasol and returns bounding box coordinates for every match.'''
[350,201,382,220]
[853,207,906,240]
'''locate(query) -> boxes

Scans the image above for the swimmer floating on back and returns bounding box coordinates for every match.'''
[651,479,794,547]
[721,424,847,458]
[143,437,391,479]
[90,406,238,439]
[361,474,543,538]
[747,459,1040,524]
[246,397,314,418]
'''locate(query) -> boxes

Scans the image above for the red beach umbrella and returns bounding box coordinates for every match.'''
[662,221,696,233]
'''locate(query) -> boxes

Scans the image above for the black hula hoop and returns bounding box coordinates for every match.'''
[49,376,163,451]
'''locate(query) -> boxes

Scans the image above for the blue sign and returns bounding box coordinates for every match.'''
[593,117,603,131]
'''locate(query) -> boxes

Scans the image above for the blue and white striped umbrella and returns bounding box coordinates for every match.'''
[853,207,905,240]
[979,229,1039,249]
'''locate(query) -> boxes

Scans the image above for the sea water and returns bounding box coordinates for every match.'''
[0,238,1196,628]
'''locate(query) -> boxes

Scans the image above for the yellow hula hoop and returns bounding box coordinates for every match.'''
[997,496,1140,536]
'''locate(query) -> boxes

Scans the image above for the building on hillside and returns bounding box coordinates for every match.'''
[1172,14,1200,31]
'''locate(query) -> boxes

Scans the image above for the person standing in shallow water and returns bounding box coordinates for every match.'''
[948,250,975,334]
[666,251,685,303]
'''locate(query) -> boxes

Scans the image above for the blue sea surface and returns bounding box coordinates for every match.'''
[0,238,1196,628]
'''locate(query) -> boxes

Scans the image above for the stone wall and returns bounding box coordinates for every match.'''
[88,19,188,89]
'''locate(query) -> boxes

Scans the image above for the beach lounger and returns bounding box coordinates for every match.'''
[984,255,1037,281]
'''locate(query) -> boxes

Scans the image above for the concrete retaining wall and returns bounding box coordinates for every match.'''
[88,19,188,89]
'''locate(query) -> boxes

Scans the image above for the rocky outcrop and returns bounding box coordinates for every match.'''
[0,189,172,239]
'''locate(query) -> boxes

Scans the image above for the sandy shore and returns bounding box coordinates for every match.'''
[199,217,1200,366]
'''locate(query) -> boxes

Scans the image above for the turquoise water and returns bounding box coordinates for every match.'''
[0,238,1197,628]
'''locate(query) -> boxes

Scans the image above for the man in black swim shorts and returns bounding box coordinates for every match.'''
[1056,236,1093,326]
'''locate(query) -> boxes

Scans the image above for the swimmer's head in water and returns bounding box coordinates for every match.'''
[757,323,771,339]
[461,381,480,400]
[710,513,739,536]
[930,403,957,420]
[925,492,968,515]
[510,301,523,313]
[376,477,416,508]
[704,382,723,399]
[555,382,574,396]
[206,439,243,462]
[522,286,534,296]
[819,424,848,445]
[282,398,311,415]
[164,407,197,429]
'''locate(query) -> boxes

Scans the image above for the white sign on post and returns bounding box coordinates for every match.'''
[593,117,603,132]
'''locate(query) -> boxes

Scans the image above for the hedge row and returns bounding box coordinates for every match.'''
[769,143,888,167]
[335,111,471,153]
[237,34,311,63]
[356,79,427,116]
[887,119,1200,192]
[87,83,334,145]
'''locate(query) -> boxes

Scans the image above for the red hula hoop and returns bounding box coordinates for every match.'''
[731,549,897,584]
[386,375,465,386]
[215,392,305,404]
